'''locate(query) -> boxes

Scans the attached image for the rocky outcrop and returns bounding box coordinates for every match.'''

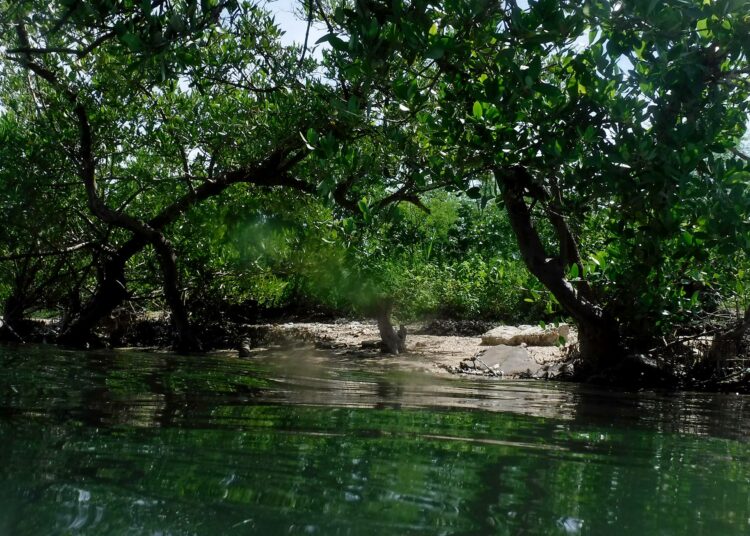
[475,345,536,376]
[460,344,569,379]
[481,324,571,347]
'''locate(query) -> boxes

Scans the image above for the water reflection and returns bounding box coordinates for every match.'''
[1,345,750,535]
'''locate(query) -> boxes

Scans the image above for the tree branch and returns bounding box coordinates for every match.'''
[8,30,117,59]
[298,0,314,67]
[496,165,611,332]
[0,242,92,263]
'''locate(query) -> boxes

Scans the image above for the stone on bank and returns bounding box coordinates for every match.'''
[481,324,571,347]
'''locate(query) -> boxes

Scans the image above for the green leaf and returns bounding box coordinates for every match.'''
[696,18,711,37]
[425,44,445,59]
[120,32,142,52]
[315,33,334,44]
[300,130,315,150]
[306,128,318,145]
[347,95,359,113]
[316,33,348,51]
[357,198,371,222]
[472,101,483,119]
[428,22,439,36]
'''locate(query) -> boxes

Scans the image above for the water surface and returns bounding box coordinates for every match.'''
[1,345,749,535]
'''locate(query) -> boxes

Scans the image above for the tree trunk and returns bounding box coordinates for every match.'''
[1,255,38,338]
[57,255,129,347]
[2,293,25,332]
[0,294,25,342]
[496,166,624,371]
[152,239,202,353]
[58,237,202,353]
[375,299,407,354]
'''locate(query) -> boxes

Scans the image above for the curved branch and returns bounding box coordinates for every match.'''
[496,165,614,336]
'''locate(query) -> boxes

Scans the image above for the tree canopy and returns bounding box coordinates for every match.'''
[318,0,750,369]
[2,0,750,383]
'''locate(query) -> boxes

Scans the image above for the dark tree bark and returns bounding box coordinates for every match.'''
[13,21,317,352]
[57,148,313,350]
[152,238,202,353]
[3,291,26,331]
[2,254,36,330]
[1,293,26,343]
[496,166,624,371]
[57,254,129,347]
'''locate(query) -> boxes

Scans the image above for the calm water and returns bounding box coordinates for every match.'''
[1,345,750,535]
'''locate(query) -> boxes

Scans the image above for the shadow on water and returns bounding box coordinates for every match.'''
[1,344,750,535]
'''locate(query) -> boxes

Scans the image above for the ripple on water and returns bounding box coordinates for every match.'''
[2,345,750,535]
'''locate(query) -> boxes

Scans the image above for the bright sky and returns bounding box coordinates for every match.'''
[266,0,327,50]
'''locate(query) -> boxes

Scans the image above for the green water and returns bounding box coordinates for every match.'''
[1,346,749,535]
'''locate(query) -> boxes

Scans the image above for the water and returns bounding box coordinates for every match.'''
[1,345,750,535]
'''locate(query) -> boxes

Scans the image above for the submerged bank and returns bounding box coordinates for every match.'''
[4,314,750,392]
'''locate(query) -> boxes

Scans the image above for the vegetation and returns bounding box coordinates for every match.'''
[1,0,750,386]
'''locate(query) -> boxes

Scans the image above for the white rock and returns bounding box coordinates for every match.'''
[477,345,536,376]
[481,324,571,347]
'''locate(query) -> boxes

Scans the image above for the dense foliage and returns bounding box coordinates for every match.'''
[317,0,750,369]
[204,192,551,321]
[1,0,750,382]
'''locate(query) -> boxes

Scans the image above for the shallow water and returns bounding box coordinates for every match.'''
[1,345,749,535]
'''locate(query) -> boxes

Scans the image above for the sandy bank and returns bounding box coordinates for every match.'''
[239,321,574,378]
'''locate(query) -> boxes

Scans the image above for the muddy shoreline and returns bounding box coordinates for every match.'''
[224,320,573,379]
[8,315,750,391]
[5,316,571,379]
